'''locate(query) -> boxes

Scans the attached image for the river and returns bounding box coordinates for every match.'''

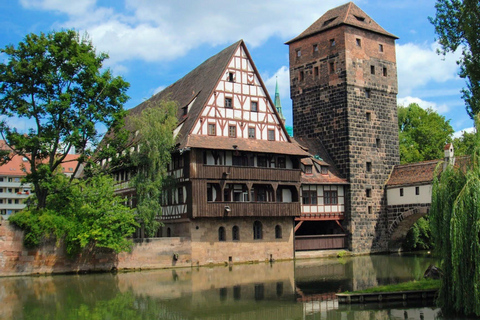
[0,252,462,319]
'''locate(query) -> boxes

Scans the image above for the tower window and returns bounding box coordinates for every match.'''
[251,101,258,112]
[366,188,372,198]
[366,111,371,121]
[376,138,381,148]
[383,67,388,76]
[208,123,216,136]
[330,39,336,47]
[314,66,319,77]
[313,44,318,53]
[370,65,375,75]
[228,72,234,82]
[368,206,372,214]
[365,89,371,98]
[225,97,233,108]
[329,62,335,74]
[366,162,372,172]
[296,49,301,58]
[356,38,362,47]
[379,44,384,52]
[299,70,304,81]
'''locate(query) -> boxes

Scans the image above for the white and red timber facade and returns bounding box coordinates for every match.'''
[111,2,410,262]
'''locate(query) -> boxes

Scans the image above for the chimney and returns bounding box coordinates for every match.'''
[443,143,455,170]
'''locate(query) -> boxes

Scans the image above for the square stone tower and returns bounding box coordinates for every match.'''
[286,2,400,252]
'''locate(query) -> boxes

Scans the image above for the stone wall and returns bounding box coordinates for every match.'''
[0,221,192,277]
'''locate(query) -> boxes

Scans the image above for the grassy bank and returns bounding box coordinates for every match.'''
[345,279,440,294]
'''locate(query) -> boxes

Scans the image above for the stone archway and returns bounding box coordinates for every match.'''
[387,205,430,252]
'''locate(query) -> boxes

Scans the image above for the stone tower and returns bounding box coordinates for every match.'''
[286,2,400,252]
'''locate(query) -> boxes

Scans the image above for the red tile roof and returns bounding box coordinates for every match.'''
[0,153,81,177]
[286,2,397,44]
[386,160,441,187]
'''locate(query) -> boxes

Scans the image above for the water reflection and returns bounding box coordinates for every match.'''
[0,253,453,320]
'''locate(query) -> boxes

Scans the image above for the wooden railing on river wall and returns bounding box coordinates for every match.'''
[295,234,347,251]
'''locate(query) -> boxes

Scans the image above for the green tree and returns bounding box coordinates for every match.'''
[398,103,454,164]
[453,130,476,156]
[430,118,480,316]
[430,0,480,118]
[9,173,137,255]
[0,30,129,209]
[130,100,178,237]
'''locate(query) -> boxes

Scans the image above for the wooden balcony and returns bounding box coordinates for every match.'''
[193,165,301,182]
[295,234,347,251]
[193,201,300,218]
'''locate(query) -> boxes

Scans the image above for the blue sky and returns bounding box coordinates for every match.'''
[0,0,474,137]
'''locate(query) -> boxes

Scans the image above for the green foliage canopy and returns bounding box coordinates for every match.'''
[430,118,480,316]
[0,30,129,208]
[398,103,454,164]
[130,100,178,237]
[430,0,480,118]
[9,173,137,255]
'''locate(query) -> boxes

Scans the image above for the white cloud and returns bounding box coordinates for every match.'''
[397,96,450,114]
[19,0,345,66]
[396,42,461,96]
[453,126,475,139]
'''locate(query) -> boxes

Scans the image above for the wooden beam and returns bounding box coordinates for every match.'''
[294,221,304,233]
[335,220,345,232]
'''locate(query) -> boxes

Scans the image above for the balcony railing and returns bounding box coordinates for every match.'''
[193,165,301,182]
[295,234,347,251]
[193,201,300,218]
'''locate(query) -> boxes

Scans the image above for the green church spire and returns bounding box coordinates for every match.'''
[274,78,286,122]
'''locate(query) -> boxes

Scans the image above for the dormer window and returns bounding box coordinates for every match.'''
[323,17,336,26]
[321,166,328,175]
[354,15,365,22]
[305,165,313,174]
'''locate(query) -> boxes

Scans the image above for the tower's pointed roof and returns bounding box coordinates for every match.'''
[286,2,397,44]
[274,78,285,122]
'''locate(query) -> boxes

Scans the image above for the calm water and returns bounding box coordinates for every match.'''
[0,253,460,319]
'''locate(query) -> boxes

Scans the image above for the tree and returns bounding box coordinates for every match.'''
[0,30,129,208]
[9,173,138,255]
[453,130,476,156]
[430,0,480,118]
[430,117,480,316]
[398,103,454,164]
[130,100,178,237]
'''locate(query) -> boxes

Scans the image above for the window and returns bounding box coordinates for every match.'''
[208,123,216,136]
[379,44,384,52]
[370,65,375,75]
[275,225,282,239]
[257,155,267,167]
[228,72,234,82]
[178,187,184,204]
[400,188,404,197]
[383,67,388,76]
[229,125,236,138]
[218,227,226,241]
[232,225,239,241]
[253,221,263,240]
[321,166,328,175]
[366,162,372,172]
[366,188,372,198]
[251,101,258,112]
[233,286,241,300]
[365,89,370,98]
[314,66,319,77]
[329,62,335,74]
[225,97,233,108]
[296,49,301,58]
[277,157,286,168]
[330,39,336,46]
[313,44,318,53]
[268,129,275,141]
[299,70,304,81]
[416,186,420,195]
[302,190,317,205]
[368,206,372,214]
[324,190,338,205]
[305,165,313,174]
[356,38,362,47]
[366,111,371,121]
[248,127,256,139]
[354,15,365,22]
[376,138,381,148]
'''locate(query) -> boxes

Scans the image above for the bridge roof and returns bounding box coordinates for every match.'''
[386,160,441,187]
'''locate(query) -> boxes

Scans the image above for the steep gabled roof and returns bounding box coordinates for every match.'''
[127,40,243,149]
[286,2,397,44]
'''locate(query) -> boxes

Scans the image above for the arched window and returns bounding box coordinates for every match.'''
[232,225,240,241]
[167,227,171,237]
[275,225,282,239]
[253,221,263,240]
[218,226,226,241]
